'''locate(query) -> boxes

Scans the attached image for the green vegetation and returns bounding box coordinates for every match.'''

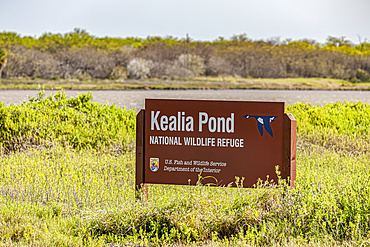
[0,30,370,85]
[0,91,136,153]
[0,30,369,56]
[0,92,369,246]
[0,77,369,91]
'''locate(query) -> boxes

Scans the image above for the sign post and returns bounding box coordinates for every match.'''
[136,99,296,197]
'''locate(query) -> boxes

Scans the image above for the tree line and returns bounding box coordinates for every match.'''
[0,29,369,82]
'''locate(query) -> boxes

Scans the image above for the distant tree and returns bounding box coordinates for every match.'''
[214,36,225,43]
[72,27,88,35]
[0,49,7,78]
[326,36,352,47]
[282,38,292,45]
[146,36,163,42]
[63,28,94,48]
[183,33,192,43]
[230,33,250,42]
[357,35,369,52]
[299,39,317,46]
[266,37,281,46]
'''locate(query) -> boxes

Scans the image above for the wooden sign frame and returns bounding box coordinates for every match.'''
[136,99,296,196]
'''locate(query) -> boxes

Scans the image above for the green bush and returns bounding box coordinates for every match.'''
[286,101,370,155]
[287,101,370,137]
[0,90,136,153]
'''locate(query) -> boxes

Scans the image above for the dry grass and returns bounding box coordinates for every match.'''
[1,77,369,90]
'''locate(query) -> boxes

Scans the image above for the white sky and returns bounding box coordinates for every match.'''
[1,0,369,44]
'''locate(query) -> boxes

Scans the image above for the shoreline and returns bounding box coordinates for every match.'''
[1,77,370,91]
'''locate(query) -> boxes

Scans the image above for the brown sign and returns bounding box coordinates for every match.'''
[136,99,296,189]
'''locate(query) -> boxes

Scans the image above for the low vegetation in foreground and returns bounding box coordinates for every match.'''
[0,91,369,246]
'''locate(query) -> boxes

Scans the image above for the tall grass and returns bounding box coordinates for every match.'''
[0,92,369,246]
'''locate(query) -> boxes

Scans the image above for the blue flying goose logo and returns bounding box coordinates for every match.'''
[243,114,278,137]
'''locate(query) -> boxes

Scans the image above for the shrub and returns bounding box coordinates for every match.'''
[0,90,136,153]
[5,45,60,79]
[177,54,205,77]
[205,56,232,76]
[109,66,127,80]
[0,48,6,78]
[55,48,115,79]
[127,58,152,79]
[73,69,92,81]
[356,68,370,82]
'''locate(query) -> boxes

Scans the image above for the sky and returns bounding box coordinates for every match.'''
[1,0,369,44]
